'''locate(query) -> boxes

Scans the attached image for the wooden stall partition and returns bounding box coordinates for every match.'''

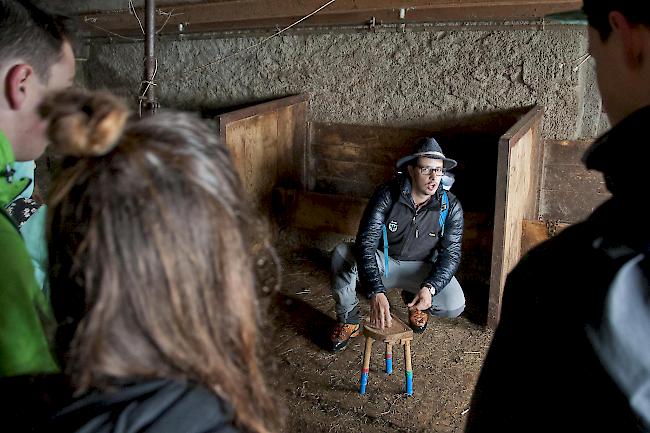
[217,94,309,214]
[308,122,430,197]
[488,106,544,329]
[540,139,608,223]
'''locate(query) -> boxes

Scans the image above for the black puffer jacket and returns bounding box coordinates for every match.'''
[355,174,463,298]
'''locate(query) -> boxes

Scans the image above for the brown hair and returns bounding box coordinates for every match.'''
[41,89,278,433]
[0,0,72,80]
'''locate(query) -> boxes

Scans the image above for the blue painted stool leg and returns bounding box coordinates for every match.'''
[359,336,373,394]
[404,339,413,396]
[405,371,413,395]
[360,370,369,394]
[385,342,393,374]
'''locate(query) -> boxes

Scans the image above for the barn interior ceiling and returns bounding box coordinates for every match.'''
[51,0,582,39]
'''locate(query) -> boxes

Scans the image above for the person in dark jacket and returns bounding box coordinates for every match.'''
[466,1,650,431]
[329,137,465,351]
[39,89,280,433]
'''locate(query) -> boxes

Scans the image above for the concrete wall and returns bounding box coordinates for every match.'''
[81,24,607,141]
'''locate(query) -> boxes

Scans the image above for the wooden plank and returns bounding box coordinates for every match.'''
[246,113,278,206]
[225,113,279,205]
[314,158,395,186]
[312,142,406,167]
[540,139,609,223]
[277,188,493,245]
[224,120,248,188]
[311,122,430,149]
[276,104,296,187]
[503,130,533,281]
[488,105,543,329]
[544,139,593,165]
[314,176,379,198]
[543,165,605,189]
[540,188,610,223]
[219,94,309,125]
[292,102,308,191]
[528,119,543,219]
[488,136,510,330]
[363,314,413,342]
[500,106,544,149]
[276,189,368,235]
[77,0,581,37]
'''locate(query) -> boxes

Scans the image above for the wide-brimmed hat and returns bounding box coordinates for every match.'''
[396,137,457,170]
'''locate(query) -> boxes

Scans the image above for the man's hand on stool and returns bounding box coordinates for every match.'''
[408,286,433,311]
[370,293,392,329]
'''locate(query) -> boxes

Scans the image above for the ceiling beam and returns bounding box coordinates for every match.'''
[77,0,583,38]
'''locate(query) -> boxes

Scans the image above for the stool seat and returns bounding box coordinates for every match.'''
[363,315,413,342]
[359,314,414,396]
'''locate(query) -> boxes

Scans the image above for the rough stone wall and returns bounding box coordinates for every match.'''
[83,25,606,140]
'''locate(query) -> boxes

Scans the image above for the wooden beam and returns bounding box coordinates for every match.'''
[218,94,309,125]
[76,0,582,37]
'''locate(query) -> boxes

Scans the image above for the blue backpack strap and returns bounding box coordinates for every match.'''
[439,190,449,237]
[382,224,389,277]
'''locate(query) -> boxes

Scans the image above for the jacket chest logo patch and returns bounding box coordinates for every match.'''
[388,220,398,232]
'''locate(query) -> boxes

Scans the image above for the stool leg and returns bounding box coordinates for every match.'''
[385,342,393,374]
[404,340,413,396]
[359,336,373,394]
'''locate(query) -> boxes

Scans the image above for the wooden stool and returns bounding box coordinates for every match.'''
[359,314,414,396]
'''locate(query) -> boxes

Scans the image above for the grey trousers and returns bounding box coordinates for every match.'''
[331,242,466,324]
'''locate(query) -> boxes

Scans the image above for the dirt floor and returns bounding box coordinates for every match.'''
[264,247,494,433]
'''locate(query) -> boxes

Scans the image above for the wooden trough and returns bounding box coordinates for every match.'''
[217,95,544,329]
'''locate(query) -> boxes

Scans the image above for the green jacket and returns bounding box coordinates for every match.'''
[0,130,58,376]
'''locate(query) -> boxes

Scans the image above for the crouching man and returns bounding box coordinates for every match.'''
[329,137,466,352]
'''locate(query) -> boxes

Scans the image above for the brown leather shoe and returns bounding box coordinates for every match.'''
[329,323,361,352]
[408,308,429,334]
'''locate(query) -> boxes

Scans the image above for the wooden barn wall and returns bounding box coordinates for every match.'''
[308,123,430,198]
[308,122,504,214]
[539,139,609,223]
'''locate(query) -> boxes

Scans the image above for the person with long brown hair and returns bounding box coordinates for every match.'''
[40,88,279,433]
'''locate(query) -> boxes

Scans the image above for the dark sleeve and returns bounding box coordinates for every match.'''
[355,183,393,298]
[424,195,463,293]
[464,262,537,431]
[0,374,72,433]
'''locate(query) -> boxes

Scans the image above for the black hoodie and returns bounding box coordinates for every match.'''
[50,379,241,433]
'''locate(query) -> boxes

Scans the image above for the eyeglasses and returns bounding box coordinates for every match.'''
[416,165,446,176]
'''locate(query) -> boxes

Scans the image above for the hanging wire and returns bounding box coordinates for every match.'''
[183,0,337,77]
[128,0,145,35]
[157,9,183,34]
[573,53,592,72]
[84,5,182,40]
[139,57,158,117]
[83,17,143,41]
